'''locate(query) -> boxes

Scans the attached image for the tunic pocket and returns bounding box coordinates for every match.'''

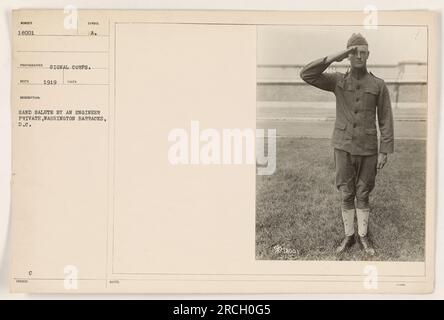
[334,121,352,140]
[364,86,379,110]
[364,128,378,150]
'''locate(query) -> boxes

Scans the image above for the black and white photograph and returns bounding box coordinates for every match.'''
[256,26,427,261]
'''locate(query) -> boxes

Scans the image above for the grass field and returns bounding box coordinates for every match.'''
[256,137,426,261]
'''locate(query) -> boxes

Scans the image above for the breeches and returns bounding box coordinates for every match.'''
[334,148,378,210]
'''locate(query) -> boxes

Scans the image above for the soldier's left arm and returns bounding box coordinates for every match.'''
[377,82,395,155]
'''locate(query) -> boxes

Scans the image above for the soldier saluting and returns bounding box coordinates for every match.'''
[300,33,394,256]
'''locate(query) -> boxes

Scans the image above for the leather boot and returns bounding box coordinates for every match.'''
[359,235,375,256]
[336,234,355,254]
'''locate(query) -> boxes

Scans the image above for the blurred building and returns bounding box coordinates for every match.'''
[257,62,427,111]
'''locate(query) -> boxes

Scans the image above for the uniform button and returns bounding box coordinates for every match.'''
[356,85,361,90]
[353,123,357,128]
[356,97,360,102]
[354,110,358,114]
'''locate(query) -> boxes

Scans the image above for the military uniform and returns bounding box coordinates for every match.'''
[300,36,394,254]
[300,57,394,208]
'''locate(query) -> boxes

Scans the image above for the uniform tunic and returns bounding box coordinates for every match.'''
[300,57,394,156]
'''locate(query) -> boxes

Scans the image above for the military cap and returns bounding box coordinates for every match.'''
[347,33,368,47]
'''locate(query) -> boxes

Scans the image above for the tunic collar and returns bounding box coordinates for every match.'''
[350,67,369,80]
